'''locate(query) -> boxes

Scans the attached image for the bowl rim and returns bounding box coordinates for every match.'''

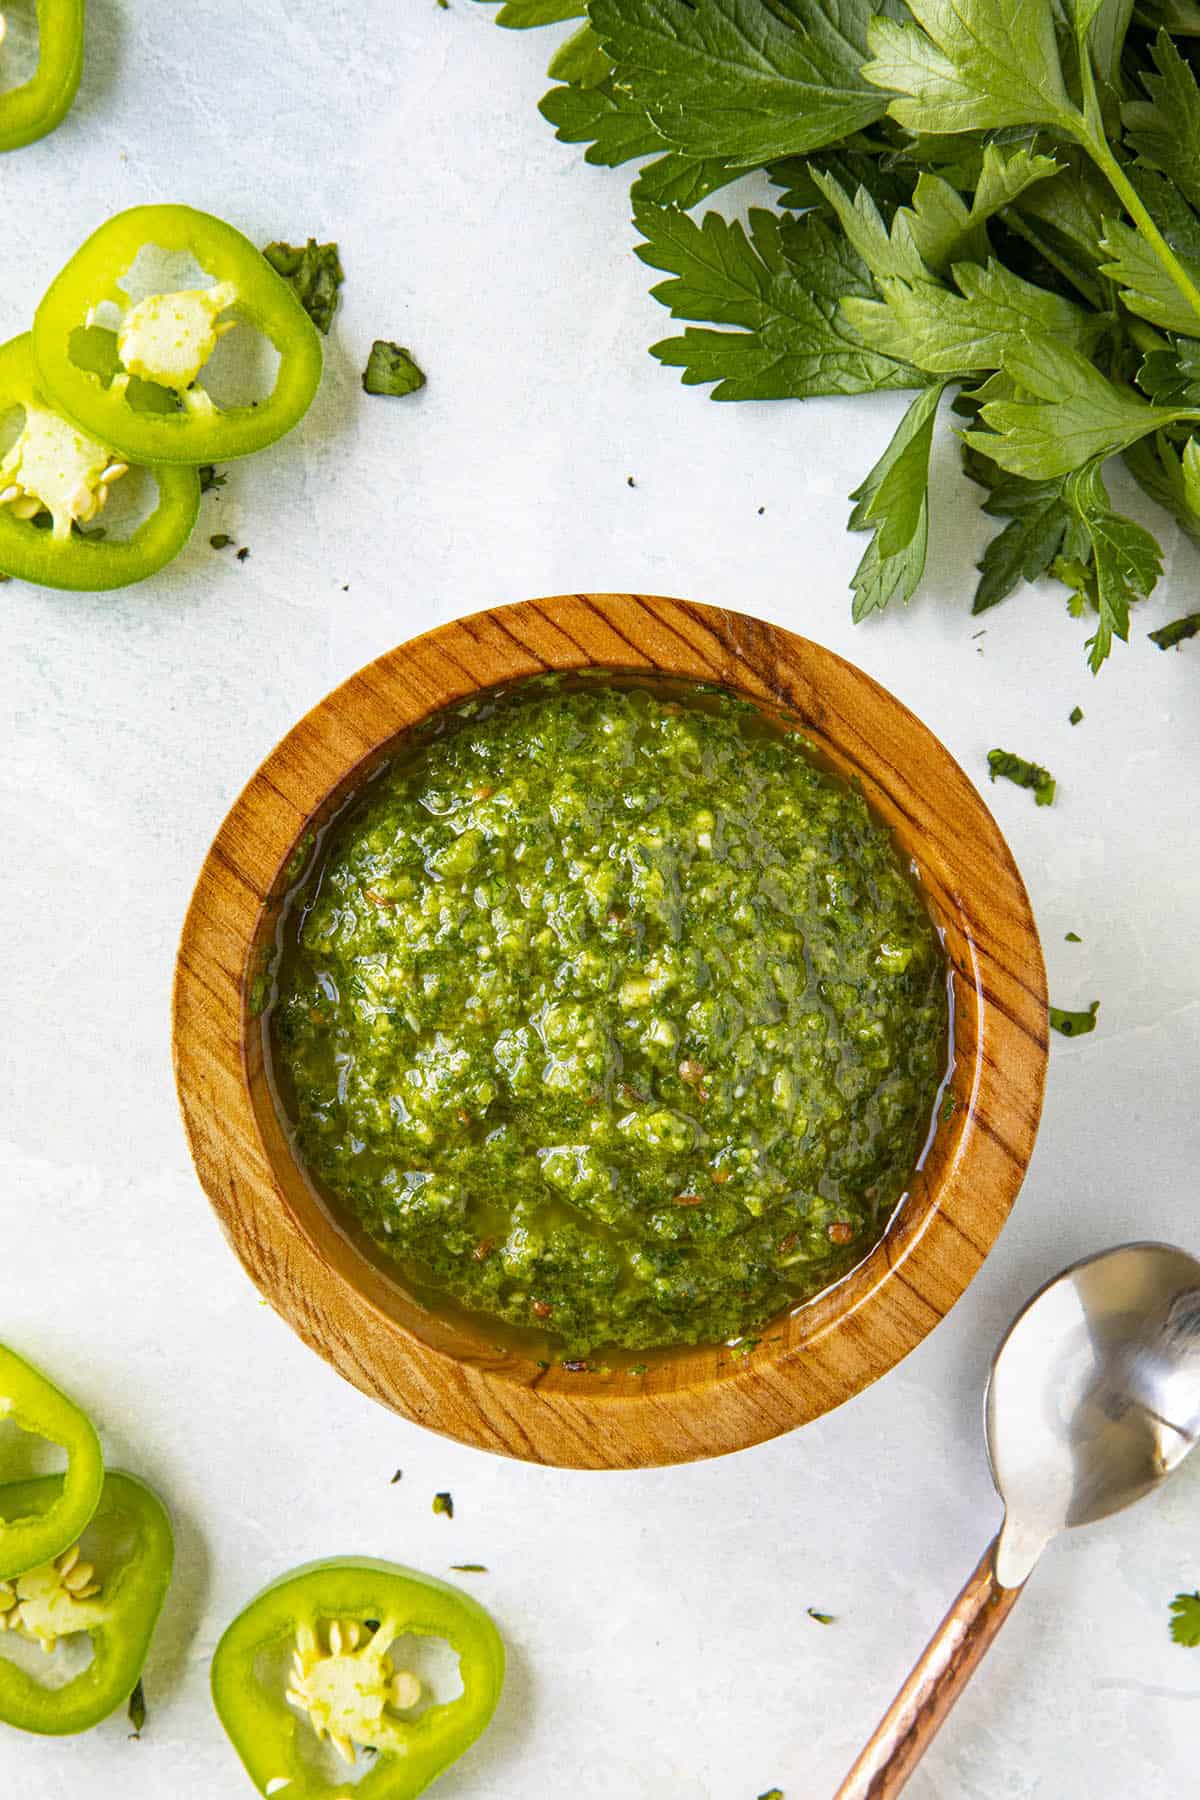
[172,593,1048,1468]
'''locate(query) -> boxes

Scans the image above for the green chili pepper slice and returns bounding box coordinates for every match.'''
[32,203,323,464]
[0,1470,173,1734]
[0,332,199,589]
[211,1557,506,1799]
[0,0,85,154]
[0,1345,102,1582]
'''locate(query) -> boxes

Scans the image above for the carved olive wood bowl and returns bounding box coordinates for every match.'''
[173,594,1048,1469]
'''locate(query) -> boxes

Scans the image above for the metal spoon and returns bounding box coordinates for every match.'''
[836,1241,1200,1799]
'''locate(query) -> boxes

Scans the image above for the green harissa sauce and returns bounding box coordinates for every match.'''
[270,675,949,1356]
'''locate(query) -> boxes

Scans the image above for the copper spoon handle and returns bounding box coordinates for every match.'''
[833,1534,1025,1800]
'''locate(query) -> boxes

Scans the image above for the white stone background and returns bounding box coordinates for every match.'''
[2,1,1199,1795]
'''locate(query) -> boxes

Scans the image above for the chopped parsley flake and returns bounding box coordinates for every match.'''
[362,341,426,397]
[263,238,344,334]
[1170,1592,1200,1646]
[128,1679,146,1737]
[1150,614,1200,650]
[987,749,1056,807]
[433,1491,454,1518]
[1049,1001,1099,1037]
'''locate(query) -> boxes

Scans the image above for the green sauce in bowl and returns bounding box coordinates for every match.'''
[270,675,948,1356]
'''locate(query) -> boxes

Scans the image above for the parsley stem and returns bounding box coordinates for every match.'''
[1000,212,1105,311]
[1078,129,1200,332]
[1125,319,1169,356]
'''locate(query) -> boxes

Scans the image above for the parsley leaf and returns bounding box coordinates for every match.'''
[988,747,1056,804]
[1123,30,1200,211]
[807,1607,836,1624]
[198,464,226,495]
[539,76,665,166]
[547,21,612,86]
[1138,0,1200,29]
[363,342,426,397]
[1099,217,1200,334]
[840,258,1101,375]
[962,337,1192,480]
[589,0,888,165]
[863,0,1076,137]
[487,0,583,24]
[1050,1000,1100,1035]
[1060,460,1164,668]
[1137,340,1200,406]
[1170,1591,1200,1645]
[1151,611,1200,647]
[539,63,744,207]
[632,151,743,209]
[849,381,946,619]
[1123,430,1200,541]
[433,1491,455,1518]
[962,450,1084,615]
[636,203,920,399]
[818,145,1060,283]
[263,239,344,335]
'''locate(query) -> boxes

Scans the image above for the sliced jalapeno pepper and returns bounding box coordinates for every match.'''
[0,332,199,589]
[33,204,323,464]
[0,1470,173,1734]
[0,1344,102,1581]
[211,1558,506,1799]
[0,0,85,154]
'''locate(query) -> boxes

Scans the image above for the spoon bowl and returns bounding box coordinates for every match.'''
[989,1241,1200,1584]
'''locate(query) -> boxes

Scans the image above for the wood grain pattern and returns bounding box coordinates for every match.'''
[172,594,1048,1468]
[834,1536,1024,1798]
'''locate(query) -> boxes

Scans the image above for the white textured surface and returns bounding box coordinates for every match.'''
[2,3,1200,1796]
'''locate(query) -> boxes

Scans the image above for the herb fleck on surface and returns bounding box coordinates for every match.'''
[1170,1592,1200,1646]
[128,1679,146,1737]
[1150,614,1200,650]
[1050,1001,1100,1038]
[433,1491,454,1518]
[263,238,344,335]
[363,341,426,398]
[987,749,1056,807]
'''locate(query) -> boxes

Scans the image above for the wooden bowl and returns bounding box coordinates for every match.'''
[173,594,1048,1469]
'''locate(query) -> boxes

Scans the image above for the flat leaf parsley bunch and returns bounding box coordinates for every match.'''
[478,0,1200,669]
